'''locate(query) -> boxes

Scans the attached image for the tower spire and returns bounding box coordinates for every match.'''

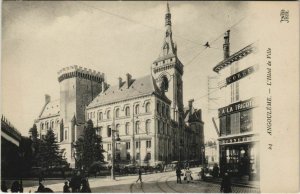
[157,2,176,57]
[165,2,172,26]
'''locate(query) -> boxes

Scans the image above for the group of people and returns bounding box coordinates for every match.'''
[175,167,193,184]
[1,180,23,193]
[64,171,91,193]
[175,165,232,193]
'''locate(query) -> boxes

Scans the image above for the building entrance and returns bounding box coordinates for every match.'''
[219,142,259,180]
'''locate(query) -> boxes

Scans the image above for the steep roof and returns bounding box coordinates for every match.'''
[184,108,203,123]
[87,75,170,108]
[39,99,60,119]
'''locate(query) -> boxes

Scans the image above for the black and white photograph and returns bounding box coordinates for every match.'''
[1,1,299,193]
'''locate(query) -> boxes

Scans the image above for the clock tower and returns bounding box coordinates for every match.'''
[152,3,184,123]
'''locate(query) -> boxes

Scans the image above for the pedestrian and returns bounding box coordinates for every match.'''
[63,181,70,193]
[37,182,45,193]
[220,173,232,193]
[19,180,23,193]
[11,181,20,193]
[136,168,142,183]
[39,171,45,184]
[70,171,82,192]
[1,180,8,192]
[176,167,182,184]
[185,168,192,183]
[213,163,220,178]
[80,178,91,193]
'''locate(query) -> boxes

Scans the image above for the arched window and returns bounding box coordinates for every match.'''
[115,108,120,118]
[162,103,165,115]
[116,124,120,132]
[93,112,95,118]
[135,121,140,134]
[162,122,165,134]
[41,123,44,130]
[146,120,151,134]
[51,121,54,129]
[99,112,103,120]
[107,126,111,137]
[125,107,130,116]
[125,123,130,135]
[160,75,169,92]
[145,102,151,113]
[107,110,111,119]
[135,104,140,115]
[46,122,49,129]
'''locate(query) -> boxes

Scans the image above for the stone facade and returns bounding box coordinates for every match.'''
[35,3,205,167]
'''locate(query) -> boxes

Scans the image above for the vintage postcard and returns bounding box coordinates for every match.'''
[1,1,299,193]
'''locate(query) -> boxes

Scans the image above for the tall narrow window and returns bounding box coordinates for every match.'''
[125,107,130,116]
[99,112,103,121]
[135,105,140,115]
[125,123,130,135]
[135,121,140,134]
[145,102,151,113]
[116,124,120,132]
[126,142,131,150]
[146,140,151,148]
[240,109,253,133]
[157,102,161,113]
[115,108,120,118]
[136,141,141,148]
[107,126,111,137]
[107,110,111,119]
[64,130,68,140]
[146,120,151,134]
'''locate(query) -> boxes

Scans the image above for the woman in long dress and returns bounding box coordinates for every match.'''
[185,168,192,183]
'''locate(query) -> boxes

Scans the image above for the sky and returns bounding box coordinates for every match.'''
[2,1,256,139]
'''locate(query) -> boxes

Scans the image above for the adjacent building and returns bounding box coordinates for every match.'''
[35,3,205,167]
[212,30,260,180]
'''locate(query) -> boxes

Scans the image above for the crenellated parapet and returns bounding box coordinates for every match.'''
[57,65,105,83]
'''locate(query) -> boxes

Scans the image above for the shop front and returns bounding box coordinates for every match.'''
[219,134,259,180]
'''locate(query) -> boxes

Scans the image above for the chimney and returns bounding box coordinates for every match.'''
[126,73,132,88]
[118,77,123,89]
[188,99,194,115]
[101,81,106,92]
[223,30,230,59]
[45,94,51,104]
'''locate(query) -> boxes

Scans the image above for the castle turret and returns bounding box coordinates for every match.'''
[57,65,106,166]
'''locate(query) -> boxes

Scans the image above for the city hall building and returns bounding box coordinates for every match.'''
[213,31,260,180]
[35,4,204,167]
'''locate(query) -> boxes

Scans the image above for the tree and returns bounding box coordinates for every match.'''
[74,120,104,172]
[29,124,38,141]
[34,128,67,168]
